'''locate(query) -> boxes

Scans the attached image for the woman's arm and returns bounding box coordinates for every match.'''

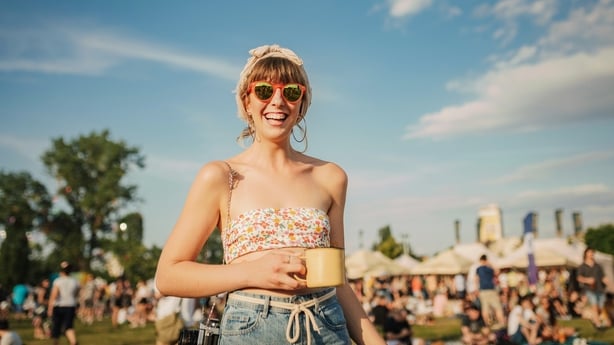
[155,161,305,297]
[323,163,385,345]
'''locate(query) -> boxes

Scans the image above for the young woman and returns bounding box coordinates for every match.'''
[155,44,384,345]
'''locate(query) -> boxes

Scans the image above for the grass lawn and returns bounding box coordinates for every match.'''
[7,315,614,344]
[10,317,157,345]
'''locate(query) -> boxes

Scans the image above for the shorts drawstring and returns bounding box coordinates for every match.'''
[227,289,336,345]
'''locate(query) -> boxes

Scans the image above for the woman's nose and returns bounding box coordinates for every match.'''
[269,87,285,105]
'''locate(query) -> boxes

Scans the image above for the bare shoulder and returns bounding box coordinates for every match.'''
[308,156,348,187]
[192,160,233,190]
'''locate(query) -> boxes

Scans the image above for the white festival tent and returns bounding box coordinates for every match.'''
[410,248,474,275]
[495,237,614,293]
[452,242,503,267]
[395,253,420,271]
[497,237,585,268]
[345,250,413,279]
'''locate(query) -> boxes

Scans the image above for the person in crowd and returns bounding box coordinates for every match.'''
[566,290,582,319]
[110,278,123,328]
[535,295,554,327]
[432,283,449,318]
[460,304,495,345]
[508,294,549,345]
[0,319,23,345]
[120,279,134,321]
[154,291,196,345]
[411,275,424,299]
[475,254,506,329]
[547,289,569,321]
[466,261,481,307]
[131,279,152,328]
[10,284,28,320]
[155,44,385,345]
[576,247,611,328]
[32,278,51,339]
[93,281,108,322]
[79,273,96,325]
[370,293,391,332]
[48,261,80,345]
[454,272,467,300]
[383,307,412,345]
[425,275,437,300]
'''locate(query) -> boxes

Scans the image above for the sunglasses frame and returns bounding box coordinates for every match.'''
[248,81,306,104]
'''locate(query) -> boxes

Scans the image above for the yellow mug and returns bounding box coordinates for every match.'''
[294,247,346,288]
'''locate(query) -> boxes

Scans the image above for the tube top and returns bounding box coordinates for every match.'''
[222,207,331,263]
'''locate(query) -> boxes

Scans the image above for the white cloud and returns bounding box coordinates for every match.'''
[406,2,614,141]
[0,24,239,80]
[475,0,557,43]
[405,47,614,139]
[492,150,614,184]
[387,0,433,18]
[513,184,614,207]
[539,0,614,53]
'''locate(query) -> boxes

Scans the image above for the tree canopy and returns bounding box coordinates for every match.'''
[584,223,614,256]
[41,129,145,268]
[372,225,405,259]
[0,171,52,287]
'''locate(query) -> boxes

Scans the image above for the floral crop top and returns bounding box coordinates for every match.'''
[222,207,331,263]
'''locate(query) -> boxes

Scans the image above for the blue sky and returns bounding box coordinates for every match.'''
[1,0,613,256]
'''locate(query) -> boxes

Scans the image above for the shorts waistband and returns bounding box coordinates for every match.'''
[227,288,336,345]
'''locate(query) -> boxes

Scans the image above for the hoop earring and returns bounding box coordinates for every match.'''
[292,118,308,152]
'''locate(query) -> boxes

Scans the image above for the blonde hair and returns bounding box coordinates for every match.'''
[235,44,312,142]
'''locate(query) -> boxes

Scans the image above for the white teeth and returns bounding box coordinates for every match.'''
[265,114,287,120]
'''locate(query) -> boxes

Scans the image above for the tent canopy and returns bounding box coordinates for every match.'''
[345,250,412,279]
[453,242,503,267]
[411,249,473,275]
[497,237,582,269]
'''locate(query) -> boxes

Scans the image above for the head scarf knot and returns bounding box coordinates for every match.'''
[248,44,304,66]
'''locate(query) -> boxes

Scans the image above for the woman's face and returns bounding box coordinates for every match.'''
[245,79,302,142]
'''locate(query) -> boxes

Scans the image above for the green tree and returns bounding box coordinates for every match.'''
[372,225,404,259]
[584,223,614,256]
[45,211,86,270]
[41,129,145,269]
[98,212,158,282]
[117,212,144,243]
[0,171,52,287]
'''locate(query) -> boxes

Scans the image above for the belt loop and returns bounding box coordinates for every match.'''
[261,295,271,318]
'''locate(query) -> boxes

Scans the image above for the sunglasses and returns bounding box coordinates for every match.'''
[248,81,306,104]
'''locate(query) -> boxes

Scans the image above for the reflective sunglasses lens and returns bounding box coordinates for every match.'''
[283,84,303,102]
[253,83,274,101]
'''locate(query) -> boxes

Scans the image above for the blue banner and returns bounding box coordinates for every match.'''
[523,212,538,286]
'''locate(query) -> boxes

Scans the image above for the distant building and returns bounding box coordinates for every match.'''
[477,204,503,243]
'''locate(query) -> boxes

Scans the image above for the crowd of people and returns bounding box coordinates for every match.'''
[0,248,612,345]
[1,271,216,343]
[348,249,612,345]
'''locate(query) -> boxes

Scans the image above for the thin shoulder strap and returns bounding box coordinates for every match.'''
[222,161,237,231]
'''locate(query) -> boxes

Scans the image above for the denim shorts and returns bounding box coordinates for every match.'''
[219,288,350,345]
[585,290,606,308]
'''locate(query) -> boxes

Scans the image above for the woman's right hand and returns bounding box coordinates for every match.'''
[242,250,307,290]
